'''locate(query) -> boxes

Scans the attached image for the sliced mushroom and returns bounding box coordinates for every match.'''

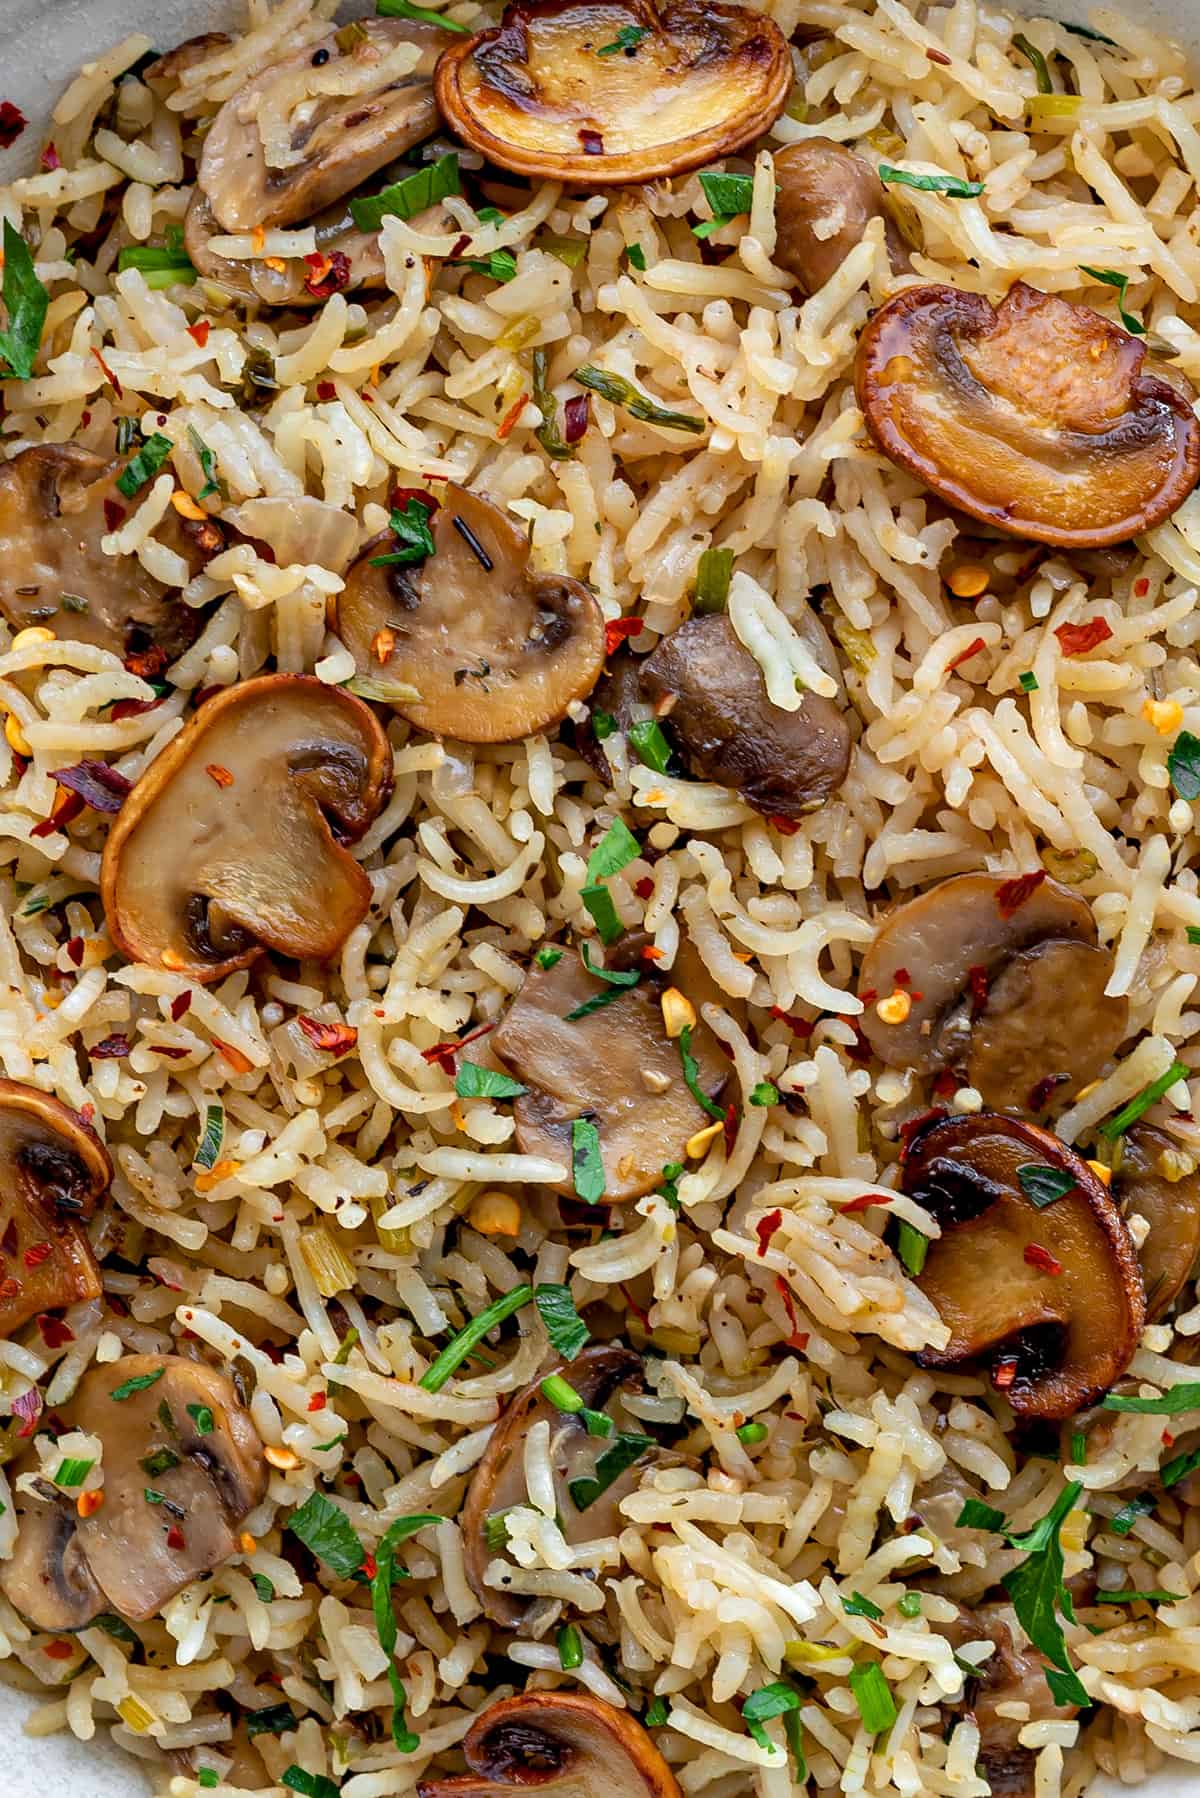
[0,1354,266,1629]
[100,674,392,983]
[142,33,233,100]
[434,0,791,186]
[0,445,211,660]
[463,1345,655,1627]
[199,20,452,233]
[1115,1123,1200,1321]
[0,1081,109,1341]
[858,872,1127,1109]
[949,1605,1076,1798]
[335,484,605,743]
[491,937,728,1202]
[638,614,850,819]
[417,1692,681,1798]
[903,1113,1144,1418]
[185,188,387,306]
[855,281,1200,548]
[772,140,910,294]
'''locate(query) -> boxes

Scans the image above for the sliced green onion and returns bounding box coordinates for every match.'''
[53,1456,94,1487]
[541,1373,584,1413]
[842,1591,884,1621]
[749,1082,778,1107]
[573,366,704,435]
[1109,1495,1155,1536]
[376,0,470,28]
[536,946,564,969]
[1078,264,1146,336]
[736,1420,768,1446]
[1098,1062,1190,1139]
[1013,32,1053,92]
[1071,1430,1087,1465]
[557,1622,584,1668]
[645,1697,669,1727]
[694,546,733,614]
[111,1367,165,1401]
[896,1220,929,1276]
[898,1592,922,1618]
[1019,670,1039,693]
[420,1285,533,1392]
[628,718,672,772]
[849,1662,896,1734]
[483,1509,514,1551]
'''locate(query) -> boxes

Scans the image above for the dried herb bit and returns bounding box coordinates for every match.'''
[350,153,461,232]
[140,1447,180,1476]
[116,431,173,499]
[679,1024,725,1122]
[535,1281,591,1360]
[568,1429,652,1509]
[533,346,572,462]
[694,546,733,614]
[111,1367,165,1402]
[1168,730,1200,802]
[1098,1061,1190,1138]
[693,170,755,239]
[1013,32,1053,93]
[455,1060,527,1100]
[596,23,647,54]
[571,1117,606,1204]
[419,1284,533,1392]
[1016,1163,1077,1208]
[286,1491,366,1580]
[369,495,436,568]
[878,164,985,198]
[376,0,470,28]
[0,219,49,381]
[573,366,704,435]
[1078,265,1145,336]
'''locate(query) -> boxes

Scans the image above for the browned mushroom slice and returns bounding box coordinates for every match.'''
[491,939,727,1202]
[1115,1123,1200,1321]
[99,674,392,983]
[773,140,910,294]
[418,1692,681,1798]
[434,0,791,186]
[0,1354,266,1629]
[0,1081,110,1341]
[948,1605,1077,1798]
[0,445,211,660]
[199,20,452,233]
[855,281,1200,549]
[335,484,605,743]
[857,872,1122,1103]
[903,1113,1144,1418]
[185,189,387,307]
[463,1345,653,1626]
[638,615,849,820]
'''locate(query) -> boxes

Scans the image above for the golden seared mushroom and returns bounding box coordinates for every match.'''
[902,1113,1144,1418]
[0,1354,266,1629]
[0,1081,110,1341]
[491,938,727,1202]
[1114,1124,1200,1321]
[855,281,1200,549]
[417,1692,681,1798]
[772,140,910,294]
[638,614,850,820]
[859,872,1127,1111]
[100,674,392,983]
[463,1345,658,1626]
[434,0,791,186]
[336,484,605,743]
[0,445,213,660]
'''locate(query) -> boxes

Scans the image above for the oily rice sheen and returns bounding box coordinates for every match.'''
[4,1,1200,1796]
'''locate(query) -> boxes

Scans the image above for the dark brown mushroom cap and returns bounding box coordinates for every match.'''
[637,614,850,820]
[903,1113,1144,1418]
[199,19,452,233]
[335,484,605,744]
[0,1354,266,1629]
[491,937,728,1202]
[99,674,392,984]
[433,0,792,187]
[854,281,1200,548]
[417,1692,682,1798]
[858,872,1101,1075]
[1116,1123,1200,1321]
[0,445,211,660]
[0,1080,110,1341]
[772,139,910,294]
[462,1344,649,1626]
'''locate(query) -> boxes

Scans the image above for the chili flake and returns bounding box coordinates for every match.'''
[211,1037,254,1075]
[768,814,800,835]
[23,1241,52,1269]
[36,1314,75,1348]
[945,635,986,674]
[1024,1242,1064,1275]
[44,1639,75,1661]
[496,392,528,440]
[307,1392,327,1412]
[769,1004,814,1039]
[755,1209,783,1255]
[843,1192,890,1213]
[166,1522,186,1549]
[170,991,192,1021]
[634,876,654,900]
[371,626,397,664]
[91,347,122,397]
[605,617,644,656]
[773,1276,809,1351]
[992,1357,1018,1391]
[205,763,234,788]
[187,320,211,348]
[77,1488,104,1518]
[0,101,27,149]
[1054,617,1114,657]
[297,1017,358,1057]
[996,870,1045,918]
[316,381,336,401]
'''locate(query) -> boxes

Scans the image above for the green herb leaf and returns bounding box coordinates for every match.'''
[372,1509,441,1758]
[679,1023,725,1121]
[251,1572,275,1603]
[1109,1494,1155,1536]
[896,1220,929,1275]
[350,153,461,232]
[1102,1382,1200,1415]
[558,1621,584,1668]
[1071,1430,1088,1465]
[117,243,197,285]
[369,496,436,568]
[849,1662,896,1734]
[625,243,647,271]
[53,1456,94,1487]
[1013,32,1053,92]
[573,365,704,434]
[749,1082,778,1107]
[116,432,173,499]
[1169,731,1200,800]
[645,1698,669,1727]
[581,882,623,944]
[1078,265,1145,335]
[282,1768,341,1798]
[140,1447,180,1476]
[1045,1666,1090,1707]
[579,943,640,989]
[842,1591,884,1621]
[198,1770,219,1789]
[0,220,49,380]
[957,1497,1007,1532]
[1019,670,1039,693]
[187,1403,214,1436]
[568,1430,653,1510]
[188,425,221,501]
[628,718,672,772]
[287,1491,366,1580]
[736,1419,768,1445]
[535,1281,591,1360]
[1161,1445,1200,1488]
[878,164,984,198]
[533,346,572,462]
[454,1060,528,1100]
[694,546,733,614]
[1062,19,1118,44]
[572,1117,606,1204]
[194,1103,224,1171]
[693,170,755,237]
[111,1367,165,1401]
[376,0,470,28]
[246,1702,298,1738]
[536,946,564,969]
[1001,1482,1089,1705]
[419,1285,533,1392]
[457,249,518,283]
[1016,1163,1077,1208]
[898,1592,922,1618]
[587,817,640,883]
[596,24,648,55]
[1098,1061,1190,1138]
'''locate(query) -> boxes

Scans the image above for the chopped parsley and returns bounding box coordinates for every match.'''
[116,432,173,499]
[1000,1481,1090,1707]
[1102,1382,1200,1415]
[628,718,672,772]
[282,1770,341,1798]
[287,1492,366,1580]
[251,1573,276,1603]
[571,1116,606,1204]
[742,1680,804,1759]
[0,219,49,380]
[188,425,221,501]
[140,1448,180,1476]
[694,170,755,239]
[645,1698,669,1727]
[1109,1494,1155,1536]
[596,23,647,54]
[369,495,436,567]
[372,1515,442,1751]
[1098,1061,1190,1138]
[536,946,564,969]
[1016,1163,1077,1207]
[1169,730,1200,801]
[568,1430,653,1510]
[350,153,461,232]
[678,1023,725,1121]
[957,1497,1007,1532]
[535,1281,591,1360]
[187,1403,214,1436]
[246,1702,298,1739]
[456,248,518,283]
[878,164,984,198]
[1078,265,1145,336]
[625,243,647,271]
[111,1367,165,1401]
[454,1061,527,1100]
[842,1591,884,1621]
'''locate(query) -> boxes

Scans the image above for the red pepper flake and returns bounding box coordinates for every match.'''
[316,381,336,401]
[996,870,1045,918]
[992,1357,1018,1391]
[102,496,127,532]
[187,320,211,348]
[307,1392,327,1412]
[1054,617,1113,657]
[211,1036,254,1075]
[859,988,878,1007]
[0,101,27,149]
[49,759,132,816]
[1029,1071,1070,1111]
[773,1276,809,1352]
[23,1241,52,1269]
[967,963,989,1020]
[621,1283,649,1328]
[641,944,664,962]
[946,635,986,674]
[579,127,604,154]
[845,1020,873,1065]
[634,876,654,900]
[150,1044,190,1060]
[43,1639,74,1661]
[448,233,472,259]
[65,936,85,967]
[768,814,801,835]
[1024,1241,1063,1275]
[303,249,351,299]
[91,347,122,398]
[1133,577,1150,599]
[170,991,192,1022]
[932,1068,960,1097]
[497,393,528,440]
[391,485,439,517]
[166,1524,186,1550]
[41,141,60,171]
[36,1314,75,1348]
[125,645,168,681]
[420,1020,494,1076]
[564,393,590,444]
[723,1100,739,1155]
[297,1016,358,1057]
[926,45,952,62]
[605,617,644,657]
[109,695,162,723]
[1163,1428,1176,1447]
[843,1192,890,1213]
[361,1551,377,1580]
[769,1004,814,1039]
[205,762,234,788]
[30,788,85,839]
[755,1209,783,1256]
[90,1033,132,1060]
[13,1387,42,1436]
[0,1276,21,1302]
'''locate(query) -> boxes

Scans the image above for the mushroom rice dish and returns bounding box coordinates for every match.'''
[3,0,1200,1794]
